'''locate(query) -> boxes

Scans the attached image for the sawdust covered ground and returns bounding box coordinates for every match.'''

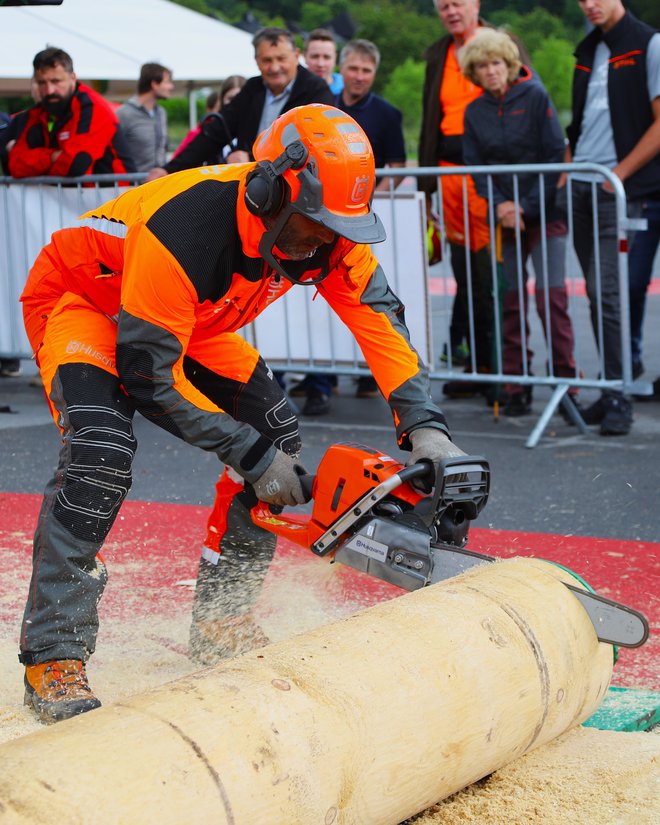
[406,727,659,825]
[1,547,658,825]
[0,544,386,745]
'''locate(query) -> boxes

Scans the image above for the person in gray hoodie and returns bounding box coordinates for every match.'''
[460,29,577,418]
[117,62,174,172]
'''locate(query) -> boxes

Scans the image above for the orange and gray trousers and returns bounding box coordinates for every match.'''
[19,294,300,666]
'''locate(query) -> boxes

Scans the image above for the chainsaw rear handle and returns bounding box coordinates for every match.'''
[297,459,484,507]
[298,473,315,503]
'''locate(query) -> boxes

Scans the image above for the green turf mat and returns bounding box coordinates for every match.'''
[583,686,660,731]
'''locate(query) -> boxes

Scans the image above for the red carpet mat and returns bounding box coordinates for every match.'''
[1,492,656,690]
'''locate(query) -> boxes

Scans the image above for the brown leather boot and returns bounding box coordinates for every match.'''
[24,659,101,724]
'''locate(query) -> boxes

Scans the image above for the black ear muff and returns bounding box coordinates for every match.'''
[244,164,285,217]
[244,140,309,218]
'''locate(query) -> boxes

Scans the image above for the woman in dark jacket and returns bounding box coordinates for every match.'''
[460,29,577,416]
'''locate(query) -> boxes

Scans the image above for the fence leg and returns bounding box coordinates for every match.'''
[525,384,587,448]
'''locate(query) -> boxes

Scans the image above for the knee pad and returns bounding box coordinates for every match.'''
[55,404,137,542]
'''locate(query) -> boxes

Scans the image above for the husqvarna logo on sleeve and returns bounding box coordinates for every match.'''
[65,340,115,369]
[351,175,371,203]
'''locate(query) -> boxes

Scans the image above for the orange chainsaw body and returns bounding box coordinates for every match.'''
[251,443,422,553]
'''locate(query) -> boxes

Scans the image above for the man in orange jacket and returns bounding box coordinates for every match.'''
[19,104,466,723]
[6,46,133,178]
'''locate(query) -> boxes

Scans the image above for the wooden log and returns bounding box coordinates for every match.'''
[0,558,613,825]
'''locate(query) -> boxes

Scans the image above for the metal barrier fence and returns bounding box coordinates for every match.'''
[0,164,647,447]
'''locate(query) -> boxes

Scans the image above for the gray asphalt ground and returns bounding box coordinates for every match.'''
[1,289,659,544]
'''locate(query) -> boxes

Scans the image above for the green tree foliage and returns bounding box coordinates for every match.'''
[299,2,340,32]
[168,0,660,154]
[489,7,579,55]
[628,0,660,27]
[382,58,426,157]
[531,37,575,114]
[350,2,436,94]
[175,0,213,14]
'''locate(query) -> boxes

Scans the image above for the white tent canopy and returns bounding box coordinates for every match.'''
[0,0,257,98]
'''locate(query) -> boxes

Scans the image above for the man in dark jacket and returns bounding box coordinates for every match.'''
[562,0,660,434]
[148,28,333,178]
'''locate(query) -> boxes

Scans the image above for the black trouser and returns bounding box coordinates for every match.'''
[20,356,299,665]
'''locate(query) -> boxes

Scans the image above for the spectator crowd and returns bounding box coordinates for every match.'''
[1,0,659,433]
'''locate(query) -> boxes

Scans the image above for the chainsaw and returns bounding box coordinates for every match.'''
[252,442,648,650]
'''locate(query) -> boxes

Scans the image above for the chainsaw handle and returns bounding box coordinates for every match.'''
[298,473,316,503]
[397,462,434,485]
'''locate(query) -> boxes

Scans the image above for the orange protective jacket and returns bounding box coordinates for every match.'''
[22,164,447,479]
[8,82,133,178]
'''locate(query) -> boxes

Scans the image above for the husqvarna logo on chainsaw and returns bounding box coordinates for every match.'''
[345,534,388,562]
[351,175,371,203]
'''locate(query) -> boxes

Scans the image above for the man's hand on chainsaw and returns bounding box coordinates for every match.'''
[252,450,309,507]
[407,428,467,493]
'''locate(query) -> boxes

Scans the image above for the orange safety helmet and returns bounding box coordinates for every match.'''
[247,104,386,283]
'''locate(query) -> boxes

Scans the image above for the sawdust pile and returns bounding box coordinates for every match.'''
[407,726,659,825]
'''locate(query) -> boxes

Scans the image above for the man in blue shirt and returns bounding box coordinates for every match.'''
[336,39,407,193]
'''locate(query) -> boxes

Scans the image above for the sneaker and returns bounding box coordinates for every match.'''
[503,390,532,417]
[302,390,331,416]
[355,376,379,398]
[189,615,270,666]
[581,395,609,425]
[0,359,22,378]
[24,659,101,723]
[599,394,633,436]
[440,341,470,368]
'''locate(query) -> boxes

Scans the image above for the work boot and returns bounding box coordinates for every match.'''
[189,614,270,666]
[599,394,633,436]
[24,659,101,724]
[582,393,633,435]
[581,394,609,425]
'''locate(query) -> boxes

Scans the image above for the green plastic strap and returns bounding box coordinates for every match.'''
[542,559,619,665]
